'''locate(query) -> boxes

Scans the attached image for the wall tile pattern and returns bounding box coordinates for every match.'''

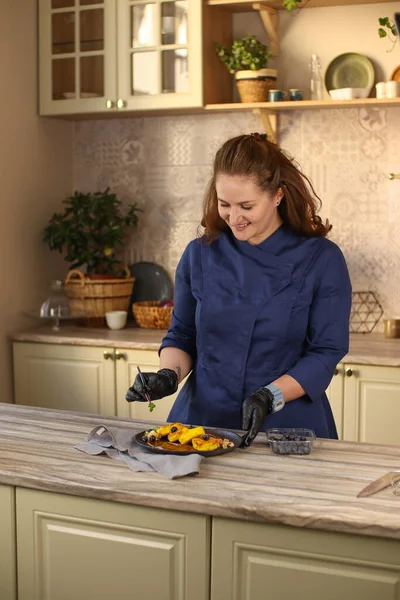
[74,107,400,329]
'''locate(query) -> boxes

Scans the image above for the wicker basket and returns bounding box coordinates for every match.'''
[64,267,135,327]
[133,301,173,329]
[235,69,277,103]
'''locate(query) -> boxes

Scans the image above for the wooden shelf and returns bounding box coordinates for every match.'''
[207,0,398,11]
[205,97,400,111]
[205,97,400,143]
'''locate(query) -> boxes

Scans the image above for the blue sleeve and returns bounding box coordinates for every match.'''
[159,242,197,361]
[286,243,352,401]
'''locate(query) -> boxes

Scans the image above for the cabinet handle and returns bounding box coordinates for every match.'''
[345,368,353,377]
[103,350,113,360]
[116,98,126,109]
[105,99,115,109]
[334,368,339,375]
[115,350,126,361]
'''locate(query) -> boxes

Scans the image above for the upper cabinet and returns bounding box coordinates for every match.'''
[38,0,232,116]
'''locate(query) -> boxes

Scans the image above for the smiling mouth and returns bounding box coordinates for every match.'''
[233,223,250,231]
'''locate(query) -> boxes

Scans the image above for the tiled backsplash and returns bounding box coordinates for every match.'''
[74,107,400,328]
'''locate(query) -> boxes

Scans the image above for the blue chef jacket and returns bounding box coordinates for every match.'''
[160,225,352,438]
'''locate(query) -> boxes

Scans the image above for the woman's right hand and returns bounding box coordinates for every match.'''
[125,368,178,402]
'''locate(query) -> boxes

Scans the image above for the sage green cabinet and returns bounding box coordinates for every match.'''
[0,485,16,600]
[327,363,400,444]
[13,341,180,422]
[326,363,345,439]
[13,342,116,416]
[211,517,400,600]
[16,488,210,600]
[38,0,231,116]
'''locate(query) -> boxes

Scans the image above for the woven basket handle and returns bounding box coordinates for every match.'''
[116,264,131,279]
[64,269,86,287]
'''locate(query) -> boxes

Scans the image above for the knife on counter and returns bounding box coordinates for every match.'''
[357,470,400,498]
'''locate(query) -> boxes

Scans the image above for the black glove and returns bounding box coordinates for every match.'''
[125,368,178,403]
[241,387,274,447]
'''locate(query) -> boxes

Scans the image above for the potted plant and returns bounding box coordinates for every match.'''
[215,35,276,103]
[378,16,398,51]
[43,189,141,324]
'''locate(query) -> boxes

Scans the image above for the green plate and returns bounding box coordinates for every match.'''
[325,53,375,93]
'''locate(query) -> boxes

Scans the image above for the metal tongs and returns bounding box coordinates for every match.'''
[137,366,156,412]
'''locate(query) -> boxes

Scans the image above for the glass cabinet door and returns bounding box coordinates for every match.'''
[39,0,117,115]
[117,0,202,110]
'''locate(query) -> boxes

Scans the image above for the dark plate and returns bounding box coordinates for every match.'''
[134,427,244,457]
[128,262,173,319]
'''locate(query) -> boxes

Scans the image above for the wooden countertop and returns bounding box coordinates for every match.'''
[1,404,399,540]
[10,327,400,366]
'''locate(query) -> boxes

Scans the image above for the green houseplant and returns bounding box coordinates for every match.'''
[43,189,141,276]
[378,16,398,51]
[215,35,277,103]
[43,189,142,325]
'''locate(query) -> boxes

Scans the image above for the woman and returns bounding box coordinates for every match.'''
[126,133,352,446]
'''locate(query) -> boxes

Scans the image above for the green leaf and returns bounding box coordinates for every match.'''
[378,28,387,38]
[214,34,272,73]
[283,0,301,11]
[42,189,141,274]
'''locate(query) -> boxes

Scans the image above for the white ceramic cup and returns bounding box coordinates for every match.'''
[385,80,400,98]
[105,310,127,330]
[375,82,386,99]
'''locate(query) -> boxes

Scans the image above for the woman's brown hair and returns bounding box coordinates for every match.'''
[201,133,331,242]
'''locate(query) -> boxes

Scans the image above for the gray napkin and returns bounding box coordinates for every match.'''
[75,424,203,479]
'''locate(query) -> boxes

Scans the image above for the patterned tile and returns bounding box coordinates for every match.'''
[73,107,400,322]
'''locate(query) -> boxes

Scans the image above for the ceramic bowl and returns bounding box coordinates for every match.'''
[329,87,369,100]
[105,310,128,330]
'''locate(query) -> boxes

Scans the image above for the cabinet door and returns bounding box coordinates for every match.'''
[343,364,400,445]
[115,348,182,422]
[13,342,116,416]
[17,488,210,600]
[326,364,344,439]
[39,0,117,115]
[211,517,400,600]
[0,486,16,600]
[116,0,202,110]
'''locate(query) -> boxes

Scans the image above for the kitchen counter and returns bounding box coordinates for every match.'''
[10,326,400,366]
[1,403,400,541]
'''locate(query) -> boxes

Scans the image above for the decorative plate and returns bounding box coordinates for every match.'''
[325,53,375,94]
[134,427,244,457]
[128,262,173,318]
[390,65,400,83]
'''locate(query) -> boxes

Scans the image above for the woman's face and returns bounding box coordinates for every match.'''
[216,174,283,246]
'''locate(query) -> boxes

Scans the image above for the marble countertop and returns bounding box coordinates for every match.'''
[1,404,400,540]
[10,326,400,366]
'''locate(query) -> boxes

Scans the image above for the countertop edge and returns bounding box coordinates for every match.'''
[9,329,400,366]
[0,474,399,541]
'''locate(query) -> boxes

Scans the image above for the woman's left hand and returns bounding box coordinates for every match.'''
[241,387,274,446]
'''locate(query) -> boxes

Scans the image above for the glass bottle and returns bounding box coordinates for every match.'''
[310,54,323,101]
